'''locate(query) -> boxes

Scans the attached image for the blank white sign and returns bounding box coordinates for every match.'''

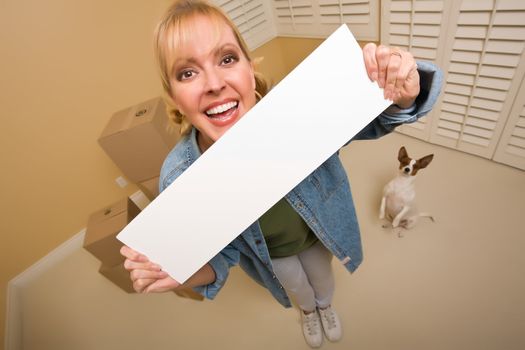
[117,24,392,283]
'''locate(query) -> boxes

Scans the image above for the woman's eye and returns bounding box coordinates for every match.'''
[177,69,195,81]
[221,54,237,66]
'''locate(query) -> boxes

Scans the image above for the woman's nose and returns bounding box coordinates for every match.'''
[205,68,226,94]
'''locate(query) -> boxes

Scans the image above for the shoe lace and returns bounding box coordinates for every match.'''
[305,313,320,335]
[321,308,336,329]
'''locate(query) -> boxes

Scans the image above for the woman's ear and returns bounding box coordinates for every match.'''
[169,92,184,116]
[251,56,264,90]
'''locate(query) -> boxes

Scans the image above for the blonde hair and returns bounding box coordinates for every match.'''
[154,0,268,135]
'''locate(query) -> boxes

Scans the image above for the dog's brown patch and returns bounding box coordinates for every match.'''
[398,146,412,169]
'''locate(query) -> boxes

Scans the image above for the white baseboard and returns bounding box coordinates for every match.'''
[5,229,85,350]
[4,191,148,350]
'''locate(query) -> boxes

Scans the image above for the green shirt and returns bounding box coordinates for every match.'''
[259,198,318,258]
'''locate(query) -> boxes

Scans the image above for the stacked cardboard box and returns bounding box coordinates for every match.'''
[84,197,203,300]
[84,197,140,293]
[86,97,202,300]
[98,97,181,200]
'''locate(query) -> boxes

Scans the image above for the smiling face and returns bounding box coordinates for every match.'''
[168,14,256,151]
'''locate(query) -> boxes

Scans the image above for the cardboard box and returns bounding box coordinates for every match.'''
[99,263,135,293]
[98,97,180,182]
[137,176,160,201]
[84,197,141,266]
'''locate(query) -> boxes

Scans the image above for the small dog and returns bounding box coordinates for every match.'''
[380,146,434,236]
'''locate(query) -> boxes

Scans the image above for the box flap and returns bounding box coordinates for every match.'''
[99,98,160,139]
[128,98,158,129]
[87,198,131,227]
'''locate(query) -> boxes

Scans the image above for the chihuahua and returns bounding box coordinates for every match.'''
[380,146,434,235]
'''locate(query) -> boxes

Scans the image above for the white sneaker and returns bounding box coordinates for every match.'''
[318,305,342,342]
[301,309,323,348]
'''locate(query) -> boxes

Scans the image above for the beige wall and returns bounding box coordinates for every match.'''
[1,0,168,344]
[0,0,329,345]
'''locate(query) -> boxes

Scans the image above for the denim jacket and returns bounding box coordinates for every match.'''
[159,61,442,307]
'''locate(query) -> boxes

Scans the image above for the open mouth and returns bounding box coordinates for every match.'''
[205,101,239,121]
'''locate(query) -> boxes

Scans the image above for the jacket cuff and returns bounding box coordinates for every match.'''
[192,250,234,299]
[380,60,443,130]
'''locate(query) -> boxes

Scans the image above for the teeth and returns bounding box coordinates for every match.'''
[206,101,238,116]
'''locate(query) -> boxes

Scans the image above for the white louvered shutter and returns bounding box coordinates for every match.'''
[317,0,379,40]
[429,0,525,160]
[493,83,525,170]
[381,0,451,140]
[215,0,277,50]
[273,0,316,35]
[272,0,379,41]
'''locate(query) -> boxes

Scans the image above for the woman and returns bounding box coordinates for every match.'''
[120,0,442,347]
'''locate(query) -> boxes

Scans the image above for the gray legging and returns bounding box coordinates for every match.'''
[271,241,335,312]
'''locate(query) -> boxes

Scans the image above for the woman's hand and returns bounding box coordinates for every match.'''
[120,245,181,293]
[362,44,420,109]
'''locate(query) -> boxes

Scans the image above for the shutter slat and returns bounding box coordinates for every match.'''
[479,65,515,80]
[413,12,442,24]
[490,26,525,40]
[442,101,468,115]
[447,73,475,86]
[451,50,482,63]
[341,4,370,15]
[461,133,490,147]
[463,125,494,139]
[439,120,462,131]
[391,1,411,12]
[477,76,511,91]
[516,116,525,128]
[457,11,491,25]
[414,1,443,12]
[446,83,473,96]
[512,126,525,138]
[291,7,314,16]
[453,38,484,52]
[390,12,411,23]
[390,23,411,35]
[506,144,525,158]
[508,136,525,148]
[412,36,438,49]
[444,93,470,106]
[289,0,313,7]
[483,53,520,67]
[493,11,525,25]
[498,0,525,11]
[466,116,497,130]
[461,0,493,12]
[455,26,488,39]
[342,14,371,24]
[449,62,478,75]
[437,128,460,140]
[411,47,437,60]
[469,107,499,121]
[485,40,525,54]
[474,87,507,102]
[441,111,464,123]
[413,24,441,37]
[389,35,410,46]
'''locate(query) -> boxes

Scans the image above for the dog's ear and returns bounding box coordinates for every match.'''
[418,154,434,169]
[398,146,409,162]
